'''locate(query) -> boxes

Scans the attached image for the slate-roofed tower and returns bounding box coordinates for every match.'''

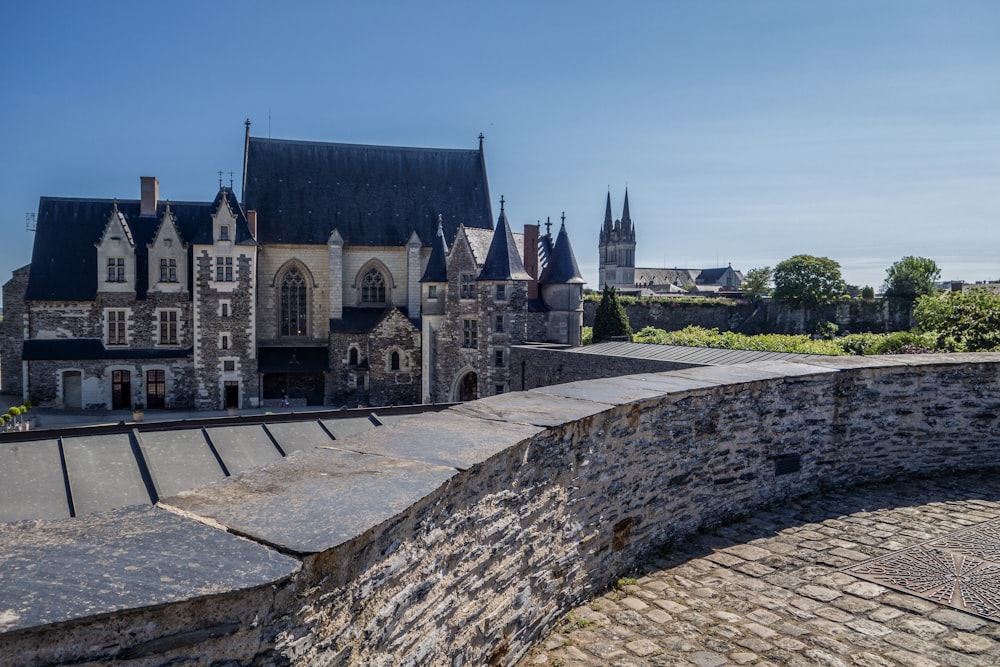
[540,213,585,346]
[598,189,637,289]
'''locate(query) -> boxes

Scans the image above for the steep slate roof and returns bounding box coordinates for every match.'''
[478,210,531,281]
[420,221,449,283]
[243,137,493,247]
[539,221,584,284]
[25,188,250,302]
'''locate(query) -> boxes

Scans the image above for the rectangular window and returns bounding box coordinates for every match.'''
[107,310,126,345]
[159,258,177,283]
[107,257,125,282]
[462,319,477,349]
[216,257,234,282]
[427,285,437,299]
[460,274,475,299]
[221,334,229,350]
[158,310,178,345]
[220,302,229,317]
[220,225,230,241]
[495,384,505,395]
[495,284,506,301]
[494,350,504,367]
[223,360,236,371]
[494,314,504,334]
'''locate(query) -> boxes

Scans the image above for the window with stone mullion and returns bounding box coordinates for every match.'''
[281,268,307,336]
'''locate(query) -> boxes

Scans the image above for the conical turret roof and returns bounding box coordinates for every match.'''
[539,216,584,284]
[420,217,449,282]
[478,201,531,281]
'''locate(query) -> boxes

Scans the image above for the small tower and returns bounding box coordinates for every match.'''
[598,190,637,289]
[540,212,585,345]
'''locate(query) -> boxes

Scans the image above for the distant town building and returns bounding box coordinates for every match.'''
[597,192,743,295]
[2,128,584,411]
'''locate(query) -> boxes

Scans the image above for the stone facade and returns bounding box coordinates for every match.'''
[0,265,29,395]
[3,134,585,410]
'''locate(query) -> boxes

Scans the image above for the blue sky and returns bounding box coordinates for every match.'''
[2,1,998,294]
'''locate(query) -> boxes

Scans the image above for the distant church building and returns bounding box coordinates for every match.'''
[598,191,743,294]
[2,127,584,411]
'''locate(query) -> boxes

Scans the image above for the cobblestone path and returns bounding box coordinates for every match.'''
[520,472,1000,666]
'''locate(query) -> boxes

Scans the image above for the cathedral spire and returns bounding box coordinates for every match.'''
[621,188,632,236]
[603,191,613,235]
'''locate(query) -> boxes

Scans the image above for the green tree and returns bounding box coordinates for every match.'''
[914,288,1000,351]
[592,284,632,342]
[772,255,845,310]
[741,266,773,301]
[860,285,875,299]
[882,256,940,303]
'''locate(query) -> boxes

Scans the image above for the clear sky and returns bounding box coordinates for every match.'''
[2,1,998,294]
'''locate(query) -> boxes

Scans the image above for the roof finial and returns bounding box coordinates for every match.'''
[561,211,566,227]
[545,216,552,238]
[229,171,234,189]
[437,213,443,230]
[500,195,505,212]
[218,170,223,189]
[479,133,484,150]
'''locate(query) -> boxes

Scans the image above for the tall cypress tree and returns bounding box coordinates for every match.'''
[593,284,632,342]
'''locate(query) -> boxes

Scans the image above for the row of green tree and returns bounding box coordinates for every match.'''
[742,255,942,308]
[592,278,1000,353]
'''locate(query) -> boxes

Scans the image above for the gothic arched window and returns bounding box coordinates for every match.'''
[360,268,387,305]
[280,268,307,336]
[390,350,400,371]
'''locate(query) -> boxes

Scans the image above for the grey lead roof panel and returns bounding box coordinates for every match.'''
[243,137,493,247]
[264,421,336,454]
[321,416,378,441]
[136,430,226,499]
[0,441,70,522]
[204,425,284,475]
[62,434,152,516]
[572,341,819,366]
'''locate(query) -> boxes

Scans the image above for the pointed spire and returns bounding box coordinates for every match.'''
[603,191,613,234]
[478,205,531,281]
[540,215,584,284]
[420,214,450,283]
[621,188,632,235]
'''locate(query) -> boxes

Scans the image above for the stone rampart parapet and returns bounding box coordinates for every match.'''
[2,354,999,665]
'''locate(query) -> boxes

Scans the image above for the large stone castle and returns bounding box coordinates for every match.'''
[1,128,584,410]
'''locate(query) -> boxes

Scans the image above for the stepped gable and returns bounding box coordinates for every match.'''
[244,137,493,247]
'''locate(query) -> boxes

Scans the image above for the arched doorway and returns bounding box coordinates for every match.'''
[454,370,478,402]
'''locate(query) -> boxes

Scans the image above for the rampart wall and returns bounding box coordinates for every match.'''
[2,354,999,665]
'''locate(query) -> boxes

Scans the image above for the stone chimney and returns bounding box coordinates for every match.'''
[140,176,159,216]
[247,210,257,239]
[523,223,539,299]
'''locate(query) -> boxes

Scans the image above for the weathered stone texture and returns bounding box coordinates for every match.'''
[1,265,29,395]
[4,355,1000,666]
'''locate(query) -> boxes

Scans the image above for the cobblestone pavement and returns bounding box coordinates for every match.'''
[520,472,1000,666]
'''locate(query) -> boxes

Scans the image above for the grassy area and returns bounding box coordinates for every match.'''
[586,325,939,356]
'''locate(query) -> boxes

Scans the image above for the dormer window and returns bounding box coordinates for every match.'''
[460,274,475,299]
[107,257,125,282]
[159,258,177,283]
[220,225,230,241]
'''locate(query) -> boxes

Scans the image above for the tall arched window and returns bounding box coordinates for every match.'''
[360,268,387,305]
[281,268,307,336]
[390,350,400,371]
[349,347,359,366]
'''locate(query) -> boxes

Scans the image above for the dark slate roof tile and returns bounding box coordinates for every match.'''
[539,221,585,284]
[420,221,449,283]
[25,188,250,302]
[243,137,493,247]
[477,210,531,281]
[23,339,192,360]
